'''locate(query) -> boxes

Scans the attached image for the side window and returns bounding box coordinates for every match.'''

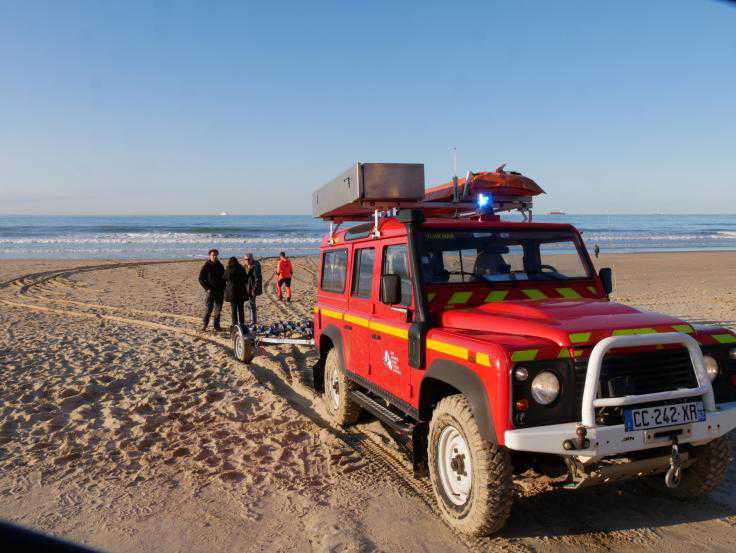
[321,249,348,293]
[351,248,375,299]
[382,245,413,306]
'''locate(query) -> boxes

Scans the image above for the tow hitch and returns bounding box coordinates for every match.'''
[665,435,682,489]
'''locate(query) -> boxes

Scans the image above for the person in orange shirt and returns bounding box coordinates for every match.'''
[275,251,293,302]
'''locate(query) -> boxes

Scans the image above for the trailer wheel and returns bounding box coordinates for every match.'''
[428,395,513,536]
[322,348,360,426]
[232,326,255,364]
[646,436,732,498]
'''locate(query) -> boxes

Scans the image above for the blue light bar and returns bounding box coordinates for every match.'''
[478,192,493,211]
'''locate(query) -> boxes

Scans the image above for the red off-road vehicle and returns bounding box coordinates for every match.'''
[308,163,736,535]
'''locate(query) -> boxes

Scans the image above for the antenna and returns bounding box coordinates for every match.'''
[451,147,459,202]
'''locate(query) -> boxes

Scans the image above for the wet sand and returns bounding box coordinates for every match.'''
[0,252,735,552]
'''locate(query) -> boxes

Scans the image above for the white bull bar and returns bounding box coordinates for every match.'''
[505,332,736,458]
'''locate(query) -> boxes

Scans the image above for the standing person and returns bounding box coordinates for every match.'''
[276,251,293,302]
[594,243,600,259]
[224,256,248,327]
[198,248,225,331]
[243,253,263,324]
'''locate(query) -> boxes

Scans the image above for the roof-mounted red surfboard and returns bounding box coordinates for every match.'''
[423,164,545,203]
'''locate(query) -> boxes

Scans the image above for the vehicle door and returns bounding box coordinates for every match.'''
[345,246,376,378]
[370,242,413,403]
[318,246,351,366]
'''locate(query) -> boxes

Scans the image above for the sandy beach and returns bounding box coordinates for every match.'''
[1,251,735,553]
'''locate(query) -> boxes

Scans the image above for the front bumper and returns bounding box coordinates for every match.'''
[505,401,736,458]
[504,332,736,459]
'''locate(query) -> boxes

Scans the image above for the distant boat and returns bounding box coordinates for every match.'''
[219,211,229,216]
[548,211,565,215]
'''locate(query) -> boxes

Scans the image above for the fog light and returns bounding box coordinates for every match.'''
[515,398,529,412]
[703,355,719,381]
[514,367,529,382]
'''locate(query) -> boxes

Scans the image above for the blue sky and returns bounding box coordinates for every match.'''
[1,0,734,215]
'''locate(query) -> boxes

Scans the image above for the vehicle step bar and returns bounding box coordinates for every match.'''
[349,390,414,434]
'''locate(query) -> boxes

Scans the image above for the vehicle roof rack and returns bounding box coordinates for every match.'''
[312,162,544,229]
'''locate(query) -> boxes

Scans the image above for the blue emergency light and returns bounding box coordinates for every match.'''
[477,192,493,213]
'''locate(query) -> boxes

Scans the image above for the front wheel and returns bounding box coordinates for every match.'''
[428,395,513,536]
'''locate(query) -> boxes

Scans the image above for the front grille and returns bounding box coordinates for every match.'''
[574,348,699,411]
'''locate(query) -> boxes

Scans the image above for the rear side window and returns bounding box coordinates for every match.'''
[351,248,375,299]
[383,244,413,306]
[321,249,348,293]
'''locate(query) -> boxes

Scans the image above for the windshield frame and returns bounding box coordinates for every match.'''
[415,226,596,286]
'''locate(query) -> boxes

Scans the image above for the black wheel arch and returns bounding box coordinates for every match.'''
[420,359,497,443]
[313,324,345,392]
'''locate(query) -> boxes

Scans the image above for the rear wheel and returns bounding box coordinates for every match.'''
[322,348,360,426]
[647,436,732,498]
[428,395,513,536]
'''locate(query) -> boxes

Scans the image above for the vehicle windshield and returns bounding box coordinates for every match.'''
[417,229,592,284]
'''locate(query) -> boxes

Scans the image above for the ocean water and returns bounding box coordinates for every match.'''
[0,214,735,259]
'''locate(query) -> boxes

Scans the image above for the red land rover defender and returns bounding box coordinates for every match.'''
[310,163,736,535]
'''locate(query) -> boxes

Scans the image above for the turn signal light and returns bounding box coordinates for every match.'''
[515,398,529,412]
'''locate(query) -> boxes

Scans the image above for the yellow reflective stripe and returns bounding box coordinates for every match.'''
[587,286,598,294]
[714,333,736,344]
[612,327,657,336]
[448,291,473,305]
[511,350,538,362]
[522,289,547,300]
[569,332,591,344]
[426,292,436,303]
[476,352,492,367]
[427,339,469,360]
[672,324,694,334]
[558,348,583,359]
[320,308,343,321]
[344,313,370,328]
[556,287,581,299]
[369,321,409,340]
[485,290,509,302]
[312,307,319,314]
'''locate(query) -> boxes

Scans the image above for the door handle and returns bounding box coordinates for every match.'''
[371,334,381,341]
[344,324,352,330]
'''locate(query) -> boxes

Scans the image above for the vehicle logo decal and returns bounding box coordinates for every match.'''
[383,349,401,375]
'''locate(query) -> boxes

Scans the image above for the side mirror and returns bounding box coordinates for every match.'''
[599,267,613,295]
[380,274,401,304]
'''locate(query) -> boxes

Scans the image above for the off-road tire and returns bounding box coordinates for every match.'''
[647,436,732,498]
[232,327,255,364]
[322,348,360,427]
[428,395,513,536]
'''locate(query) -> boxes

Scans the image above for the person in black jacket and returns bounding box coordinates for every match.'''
[243,252,263,324]
[198,248,225,331]
[224,256,248,327]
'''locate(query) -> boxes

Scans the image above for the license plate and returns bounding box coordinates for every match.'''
[624,401,705,432]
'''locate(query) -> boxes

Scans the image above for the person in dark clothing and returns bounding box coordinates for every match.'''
[224,256,248,327]
[198,248,225,331]
[594,243,600,259]
[243,252,263,324]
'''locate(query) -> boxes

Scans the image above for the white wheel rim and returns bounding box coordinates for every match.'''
[328,367,340,409]
[235,336,244,359]
[437,425,473,506]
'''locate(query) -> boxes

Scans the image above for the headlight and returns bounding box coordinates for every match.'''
[704,355,719,381]
[530,371,560,405]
